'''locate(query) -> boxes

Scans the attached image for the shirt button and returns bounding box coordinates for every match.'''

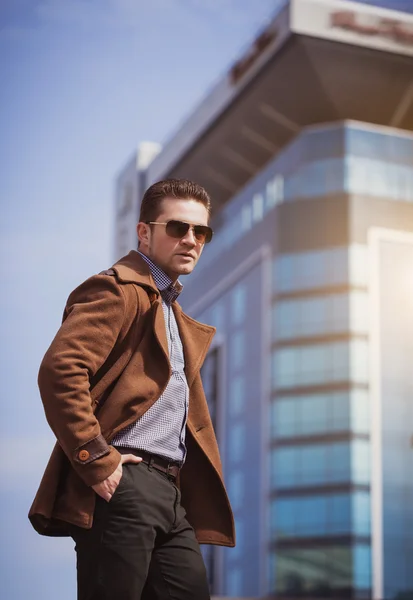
[78,450,90,461]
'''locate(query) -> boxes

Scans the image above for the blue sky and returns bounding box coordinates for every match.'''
[0,1,278,598]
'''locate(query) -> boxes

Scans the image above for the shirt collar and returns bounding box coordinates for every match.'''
[137,250,183,305]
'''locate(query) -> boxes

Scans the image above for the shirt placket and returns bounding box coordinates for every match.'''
[167,301,188,459]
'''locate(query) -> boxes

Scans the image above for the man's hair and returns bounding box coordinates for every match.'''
[139,178,211,224]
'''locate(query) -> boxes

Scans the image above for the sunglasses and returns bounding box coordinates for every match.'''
[147,220,214,244]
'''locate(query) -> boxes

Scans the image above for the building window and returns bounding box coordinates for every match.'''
[209,302,225,334]
[345,155,413,203]
[230,517,244,560]
[351,439,370,485]
[271,391,354,439]
[269,546,353,595]
[350,389,370,434]
[230,331,246,372]
[284,157,346,201]
[273,245,368,293]
[353,544,371,590]
[201,347,220,430]
[272,340,368,390]
[252,192,264,222]
[228,423,246,465]
[201,545,217,594]
[266,174,284,209]
[271,493,353,538]
[227,469,245,511]
[272,292,368,341]
[242,204,252,231]
[228,374,246,417]
[270,442,353,489]
[352,492,371,536]
[231,284,247,327]
[226,566,243,596]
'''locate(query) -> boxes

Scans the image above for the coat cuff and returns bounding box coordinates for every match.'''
[71,437,121,487]
[73,434,110,465]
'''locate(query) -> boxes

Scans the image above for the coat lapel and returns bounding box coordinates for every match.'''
[151,299,170,363]
[172,303,215,388]
[113,251,215,387]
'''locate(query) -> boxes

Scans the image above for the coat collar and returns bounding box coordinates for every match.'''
[111,250,160,297]
[112,250,216,387]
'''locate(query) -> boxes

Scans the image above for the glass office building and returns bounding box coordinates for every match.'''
[176,122,413,598]
[117,0,413,597]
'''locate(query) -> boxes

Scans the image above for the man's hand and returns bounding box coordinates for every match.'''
[92,453,142,502]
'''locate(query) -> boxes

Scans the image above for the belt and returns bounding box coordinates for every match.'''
[115,447,181,481]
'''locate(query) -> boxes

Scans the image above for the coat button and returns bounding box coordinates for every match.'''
[78,450,90,461]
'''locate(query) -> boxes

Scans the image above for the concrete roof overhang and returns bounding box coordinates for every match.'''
[147,0,413,211]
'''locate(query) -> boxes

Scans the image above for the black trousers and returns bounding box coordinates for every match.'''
[70,461,211,600]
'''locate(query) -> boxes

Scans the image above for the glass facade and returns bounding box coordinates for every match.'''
[272,292,368,340]
[271,492,371,538]
[373,234,413,599]
[271,440,370,489]
[268,544,372,596]
[196,261,265,597]
[199,348,220,593]
[269,235,372,596]
[271,390,369,438]
[272,340,369,389]
[188,124,413,284]
[180,122,413,598]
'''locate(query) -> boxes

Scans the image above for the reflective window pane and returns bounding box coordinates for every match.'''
[353,544,372,590]
[273,245,368,293]
[330,494,352,534]
[271,442,355,490]
[271,392,352,439]
[353,492,371,536]
[226,567,243,596]
[273,292,368,341]
[299,394,327,435]
[271,546,352,593]
[230,517,244,559]
[252,192,264,222]
[228,374,246,417]
[350,390,370,434]
[301,445,327,485]
[231,284,247,327]
[351,440,370,485]
[272,446,297,488]
[229,331,245,371]
[272,399,297,437]
[227,470,245,511]
[331,392,350,432]
[350,339,369,383]
[228,422,246,464]
[273,341,368,390]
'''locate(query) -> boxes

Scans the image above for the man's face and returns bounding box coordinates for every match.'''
[137,197,209,281]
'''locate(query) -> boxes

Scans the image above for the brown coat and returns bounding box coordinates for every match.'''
[29,251,235,547]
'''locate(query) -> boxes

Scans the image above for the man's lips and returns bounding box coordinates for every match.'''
[176,253,195,259]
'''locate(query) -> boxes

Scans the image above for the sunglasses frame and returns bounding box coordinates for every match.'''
[146,220,213,244]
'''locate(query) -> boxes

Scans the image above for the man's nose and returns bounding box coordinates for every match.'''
[180,227,197,246]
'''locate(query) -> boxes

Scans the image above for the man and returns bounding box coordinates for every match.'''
[29,179,235,600]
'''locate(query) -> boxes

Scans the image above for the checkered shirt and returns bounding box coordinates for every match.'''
[112,251,188,463]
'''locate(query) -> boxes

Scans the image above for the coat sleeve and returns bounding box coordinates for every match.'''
[37,274,129,487]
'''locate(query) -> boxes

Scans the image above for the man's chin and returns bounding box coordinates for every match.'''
[178,265,195,275]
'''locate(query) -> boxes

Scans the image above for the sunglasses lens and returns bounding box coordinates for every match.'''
[194,226,213,243]
[166,221,190,239]
[165,221,213,244]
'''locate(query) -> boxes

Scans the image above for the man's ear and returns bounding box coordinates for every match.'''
[137,222,150,247]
